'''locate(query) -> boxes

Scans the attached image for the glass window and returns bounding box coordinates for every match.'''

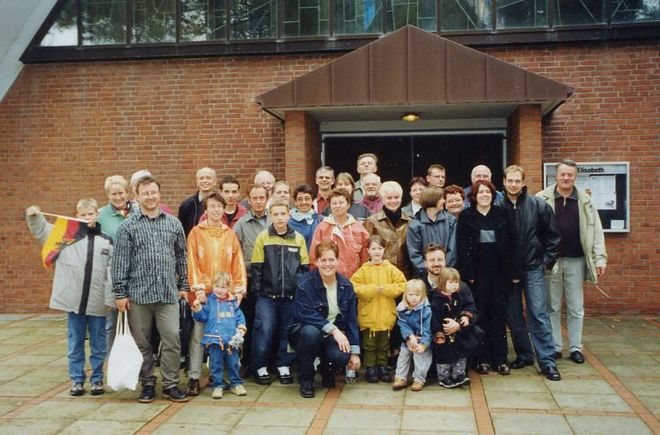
[40,0,78,46]
[283,0,329,37]
[132,0,176,43]
[497,0,547,28]
[181,0,227,41]
[553,0,605,26]
[611,0,660,23]
[441,0,492,30]
[230,0,276,39]
[387,0,436,31]
[335,0,384,35]
[82,0,127,45]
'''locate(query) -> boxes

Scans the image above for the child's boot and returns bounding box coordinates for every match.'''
[366,366,379,383]
[377,365,392,383]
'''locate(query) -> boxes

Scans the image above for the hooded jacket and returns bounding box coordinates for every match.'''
[27,213,113,317]
[310,214,370,279]
[350,260,407,332]
[537,184,607,283]
[429,286,479,363]
[186,220,247,304]
[192,292,246,347]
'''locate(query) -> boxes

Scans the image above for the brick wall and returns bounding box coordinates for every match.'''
[1,41,658,314]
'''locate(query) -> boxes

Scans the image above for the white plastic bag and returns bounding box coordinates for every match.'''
[107,311,143,391]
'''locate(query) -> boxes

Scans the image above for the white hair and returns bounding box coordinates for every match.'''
[104,175,128,192]
[380,181,402,196]
[130,169,152,189]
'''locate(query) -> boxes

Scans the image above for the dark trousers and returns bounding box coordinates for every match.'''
[472,272,508,366]
[293,325,350,387]
[251,296,295,371]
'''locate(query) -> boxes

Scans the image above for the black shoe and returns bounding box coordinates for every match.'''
[300,383,315,398]
[255,373,271,385]
[497,364,511,376]
[476,363,490,375]
[377,365,392,383]
[542,366,561,381]
[569,350,585,364]
[510,358,534,369]
[554,351,563,360]
[187,378,200,396]
[70,382,84,397]
[279,373,294,385]
[138,385,156,403]
[163,386,190,402]
[321,372,336,389]
[366,366,379,383]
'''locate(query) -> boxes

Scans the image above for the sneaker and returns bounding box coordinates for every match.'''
[411,381,424,392]
[90,381,104,396]
[212,387,223,399]
[392,377,408,391]
[138,384,156,403]
[230,384,247,396]
[70,382,84,397]
[453,374,471,387]
[163,386,189,403]
[438,377,458,388]
[255,367,271,385]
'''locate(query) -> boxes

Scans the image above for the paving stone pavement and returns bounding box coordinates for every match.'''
[0,314,658,434]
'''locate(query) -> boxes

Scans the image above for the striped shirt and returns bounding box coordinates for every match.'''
[112,209,189,304]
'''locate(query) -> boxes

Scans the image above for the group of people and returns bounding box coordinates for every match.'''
[26,152,607,401]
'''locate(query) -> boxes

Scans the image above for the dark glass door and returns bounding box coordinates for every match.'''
[323,133,505,202]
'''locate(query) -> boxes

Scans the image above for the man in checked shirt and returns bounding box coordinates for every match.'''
[112,175,190,403]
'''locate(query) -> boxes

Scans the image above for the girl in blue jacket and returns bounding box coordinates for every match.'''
[392,279,433,392]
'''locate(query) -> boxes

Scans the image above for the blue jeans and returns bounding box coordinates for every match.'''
[507,266,556,370]
[67,312,106,383]
[292,325,350,387]
[251,296,295,371]
[208,344,243,388]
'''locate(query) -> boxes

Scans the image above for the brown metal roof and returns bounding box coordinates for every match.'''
[256,25,573,119]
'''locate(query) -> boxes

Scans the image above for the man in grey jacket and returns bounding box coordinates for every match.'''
[538,159,607,365]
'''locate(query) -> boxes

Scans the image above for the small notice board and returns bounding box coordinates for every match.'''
[543,162,630,233]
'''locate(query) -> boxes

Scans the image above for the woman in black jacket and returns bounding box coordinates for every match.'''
[457,180,516,375]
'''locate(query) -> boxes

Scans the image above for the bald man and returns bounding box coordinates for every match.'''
[179,167,217,237]
[463,165,504,207]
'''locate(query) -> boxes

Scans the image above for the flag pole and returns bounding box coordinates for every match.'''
[41,212,89,223]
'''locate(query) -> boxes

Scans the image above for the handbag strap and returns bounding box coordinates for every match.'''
[115,310,131,336]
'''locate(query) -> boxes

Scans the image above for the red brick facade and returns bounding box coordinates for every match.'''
[1,41,658,314]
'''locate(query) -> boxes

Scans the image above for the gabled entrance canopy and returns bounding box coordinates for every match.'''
[256,25,573,122]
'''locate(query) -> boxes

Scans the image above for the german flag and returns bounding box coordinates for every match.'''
[41,217,89,268]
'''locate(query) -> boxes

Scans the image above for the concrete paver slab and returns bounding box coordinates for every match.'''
[326,408,402,430]
[481,376,547,393]
[236,406,316,427]
[403,385,473,408]
[553,392,632,412]
[485,390,558,410]
[58,419,146,434]
[337,382,405,406]
[167,404,247,426]
[543,378,617,395]
[13,400,102,419]
[0,418,73,434]
[401,409,477,432]
[84,402,168,421]
[565,415,653,435]
[491,412,573,434]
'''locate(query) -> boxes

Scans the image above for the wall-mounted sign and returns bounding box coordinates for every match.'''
[543,162,629,233]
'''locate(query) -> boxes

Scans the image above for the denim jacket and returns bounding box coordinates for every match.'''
[396,299,432,348]
[293,270,360,354]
